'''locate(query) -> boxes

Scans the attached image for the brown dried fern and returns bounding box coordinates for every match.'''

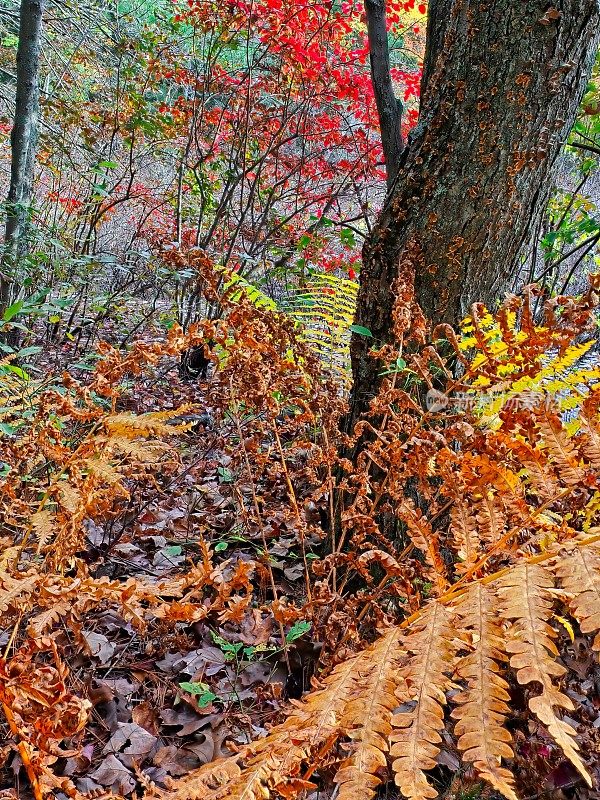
[335,628,405,800]
[452,583,517,800]
[497,563,591,785]
[390,603,457,800]
[554,542,600,650]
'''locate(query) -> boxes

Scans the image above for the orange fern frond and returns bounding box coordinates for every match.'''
[476,491,506,546]
[27,601,70,638]
[105,408,195,439]
[498,563,591,785]
[335,628,405,800]
[153,539,600,800]
[553,542,600,650]
[397,500,447,594]
[452,583,517,800]
[449,495,480,575]
[578,411,600,469]
[390,602,457,800]
[535,409,585,485]
[30,509,55,552]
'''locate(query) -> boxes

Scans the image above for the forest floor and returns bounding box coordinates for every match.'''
[2,316,600,800]
[0,329,326,798]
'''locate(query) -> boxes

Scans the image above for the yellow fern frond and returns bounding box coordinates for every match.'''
[220,268,278,312]
[548,340,595,373]
[286,274,358,377]
[582,490,600,530]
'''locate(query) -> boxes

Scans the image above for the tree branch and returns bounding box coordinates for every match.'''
[570,140,600,157]
[364,0,403,190]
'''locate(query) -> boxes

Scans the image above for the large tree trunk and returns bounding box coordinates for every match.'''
[349,0,600,423]
[0,0,45,312]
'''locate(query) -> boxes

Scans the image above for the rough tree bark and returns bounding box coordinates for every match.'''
[365,0,404,189]
[349,0,600,424]
[0,0,45,312]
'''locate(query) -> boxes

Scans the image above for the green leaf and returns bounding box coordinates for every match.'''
[211,632,243,659]
[286,620,311,643]
[0,364,30,380]
[15,346,42,359]
[214,541,228,552]
[340,228,356,247]
[1,34,19,48]
[218,466,233,483]
[349,324,373,338]
[3,300,24,322]
[178,681,217,708]
[91,184,109,198]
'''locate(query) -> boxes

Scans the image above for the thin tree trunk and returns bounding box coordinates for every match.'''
[0,0,45,313]
[365,0,404,189]
[349,0,600,424]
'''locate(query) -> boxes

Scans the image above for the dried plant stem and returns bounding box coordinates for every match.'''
[272,419,313,605]
[3,614,21,658]
[1,702,42,800]
[322,424,338,591]
[229,382,291,671]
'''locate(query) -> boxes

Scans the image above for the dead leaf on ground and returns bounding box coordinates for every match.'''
[90,754,136,795]
[102,721,158,766]
[132,701,160,735]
